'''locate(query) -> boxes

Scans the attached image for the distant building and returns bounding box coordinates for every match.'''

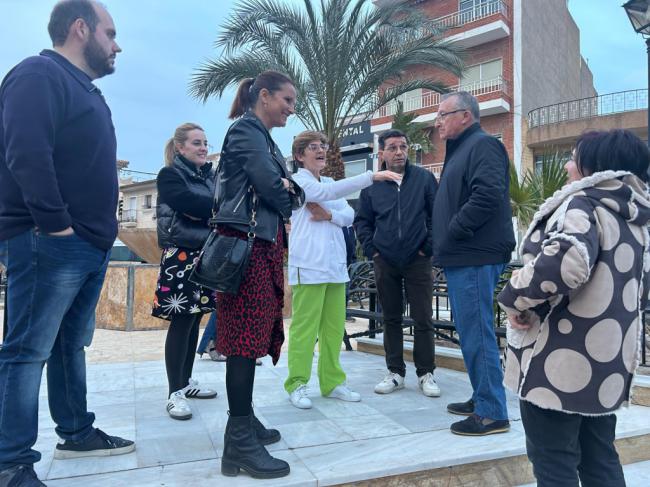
[371,0,597,175]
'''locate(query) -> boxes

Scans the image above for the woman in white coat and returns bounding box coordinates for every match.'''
[284,131,401,409]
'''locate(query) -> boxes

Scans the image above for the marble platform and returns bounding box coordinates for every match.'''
[31,351,650,486]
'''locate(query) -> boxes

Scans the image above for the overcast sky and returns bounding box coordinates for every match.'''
[0,0,646,174]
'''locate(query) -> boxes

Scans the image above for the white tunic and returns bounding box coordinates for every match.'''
[288,168,374,285]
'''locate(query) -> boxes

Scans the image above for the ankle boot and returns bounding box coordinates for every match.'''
[251,410,281,445]
[221,414,290,479]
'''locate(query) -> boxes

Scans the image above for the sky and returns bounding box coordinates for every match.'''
[0,0,647,175]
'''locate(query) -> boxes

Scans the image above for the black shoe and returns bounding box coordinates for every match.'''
[54,428,135,459]
[251,411,281,445]
[221,414,290,479]
[0,465,45,487]
[447,398,475,416]
[450,414,510,436]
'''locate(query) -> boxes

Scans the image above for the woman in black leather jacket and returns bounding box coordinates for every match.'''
[152,123,217,421]
[215,71,304,480]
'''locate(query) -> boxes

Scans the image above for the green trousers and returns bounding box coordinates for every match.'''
[284,282,347,396]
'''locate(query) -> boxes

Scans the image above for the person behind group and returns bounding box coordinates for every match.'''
[0,1,133,485]
[432,91,515,436]
[213,71,304,479]
[498,129,650,487]
[285,131,402,409]
[152,123,218,420]
[354,129,440,398]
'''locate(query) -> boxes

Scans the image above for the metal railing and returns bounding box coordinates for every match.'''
[431,0,509,30]
[528,89,649,128]
[374,75,507,118]
[119,209,138,223]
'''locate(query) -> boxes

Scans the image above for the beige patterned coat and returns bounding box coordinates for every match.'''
[498,171,650,415]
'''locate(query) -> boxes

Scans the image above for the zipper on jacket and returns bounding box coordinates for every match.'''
[397,186,402,240]
[233,191,247,213]
[168,212,176,233]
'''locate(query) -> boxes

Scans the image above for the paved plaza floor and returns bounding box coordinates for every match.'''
[28,343,650,486]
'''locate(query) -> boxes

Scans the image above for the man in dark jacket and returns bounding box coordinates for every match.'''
[433,91,515,436]
[355,129,440,398]
[0,2,133,485]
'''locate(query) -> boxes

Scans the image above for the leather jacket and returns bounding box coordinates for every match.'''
[156,156,215,250]
[214,112,304,243]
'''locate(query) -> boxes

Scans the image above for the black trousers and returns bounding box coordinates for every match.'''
[373,254,435,377]
[165,313,201,397]
[520,400,625,487]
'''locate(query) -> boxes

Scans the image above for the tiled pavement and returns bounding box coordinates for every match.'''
[27,350,650,486]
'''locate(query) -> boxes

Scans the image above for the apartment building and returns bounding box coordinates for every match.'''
[371,0,596,175]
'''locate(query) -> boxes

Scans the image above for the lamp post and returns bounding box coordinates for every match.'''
[623,0,650,146]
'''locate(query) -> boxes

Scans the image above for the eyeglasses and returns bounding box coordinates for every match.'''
[306,143,329,152]
[383,144,409,153]
[437,108,467,121]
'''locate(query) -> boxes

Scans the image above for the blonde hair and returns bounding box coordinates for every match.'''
[163,123,205,166]
[291,130,327,168]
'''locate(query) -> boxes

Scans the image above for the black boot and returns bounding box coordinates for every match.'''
[221,415,290,479]
[251,410,281,445]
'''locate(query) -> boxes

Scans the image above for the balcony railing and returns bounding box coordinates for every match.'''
[528,89,649,128]
[374,75,507,119]
[431,0,509,30]
[119,209,137,223]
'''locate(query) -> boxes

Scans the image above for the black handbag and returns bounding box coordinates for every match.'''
[189,186,258,294]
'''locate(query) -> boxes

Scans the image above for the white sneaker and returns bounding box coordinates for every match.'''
[418,372,441,397]
[166,391,192,420]
[374,372,405,394]
[327,384,361,402]
[183,378,218,399]
[289,384,312,409]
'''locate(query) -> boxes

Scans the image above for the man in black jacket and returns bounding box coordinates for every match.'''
[433,91,515,436]
[0,2,133,485]
[355,130,440,398]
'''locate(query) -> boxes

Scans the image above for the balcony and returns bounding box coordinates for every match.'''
[528,89,648,128]
[430,0,510,48]
[373,75,509,121]
[119,209,138,227]
[526,89,649,149]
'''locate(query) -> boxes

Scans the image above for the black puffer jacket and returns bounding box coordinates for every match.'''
[156,155,214,250]
[214,111,304,243]
[354,161,438,268]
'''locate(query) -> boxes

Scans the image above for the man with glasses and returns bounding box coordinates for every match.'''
[432,91,515,436]
[355,129,440,398]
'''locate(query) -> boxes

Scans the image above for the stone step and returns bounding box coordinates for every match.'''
[357,335,650,407]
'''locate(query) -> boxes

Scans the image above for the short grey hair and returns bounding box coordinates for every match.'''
[441,91,480,121]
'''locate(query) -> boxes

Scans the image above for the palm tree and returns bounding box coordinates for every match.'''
[390,101,434,163]
[189,0,464,179]
[510,150,568,231]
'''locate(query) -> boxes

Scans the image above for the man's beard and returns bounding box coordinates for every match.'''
[84,35,114,78]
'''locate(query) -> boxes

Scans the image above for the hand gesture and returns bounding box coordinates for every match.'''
[372,170,402,183]
[307,202,331,221]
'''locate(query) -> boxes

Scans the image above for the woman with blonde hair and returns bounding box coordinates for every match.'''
[285,130,401,409]
[214,71,304,479]
[152,123,217,421]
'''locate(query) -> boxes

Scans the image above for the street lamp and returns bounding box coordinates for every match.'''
[623,0,650,146]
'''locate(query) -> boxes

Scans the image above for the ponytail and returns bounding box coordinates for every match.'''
[228,70,294,120]
[163,123,205,167]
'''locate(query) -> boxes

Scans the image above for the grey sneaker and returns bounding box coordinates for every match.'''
[54,428,135,459]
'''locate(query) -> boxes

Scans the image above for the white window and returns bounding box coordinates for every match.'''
[143,194,153,209]
[460,59,502,89]
[344,159,367,199]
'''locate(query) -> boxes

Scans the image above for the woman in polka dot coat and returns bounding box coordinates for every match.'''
[497,129,650,487]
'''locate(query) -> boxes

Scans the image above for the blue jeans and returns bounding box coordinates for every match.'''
[0,230,110,469]
[444,263,508,420]
[197,311,217,354]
